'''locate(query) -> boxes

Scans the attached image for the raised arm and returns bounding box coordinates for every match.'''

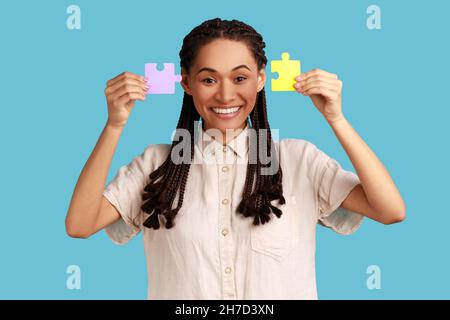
[294,68,406,224]
[65,72,148,238]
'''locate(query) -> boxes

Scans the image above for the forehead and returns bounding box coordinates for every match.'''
[193,39,256,72]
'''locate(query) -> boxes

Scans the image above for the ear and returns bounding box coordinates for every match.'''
[180,67,192,96]
[256,65,266,93]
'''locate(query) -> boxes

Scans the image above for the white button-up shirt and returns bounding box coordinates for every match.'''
[103,121,363,300]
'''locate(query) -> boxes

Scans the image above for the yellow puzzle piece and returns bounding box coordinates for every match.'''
[271,52,301,91]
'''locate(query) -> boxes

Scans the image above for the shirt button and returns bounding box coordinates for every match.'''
[223,146,227,152]
[221,198,229,205]
[225,267,232,274]
[222,228,229,236]
[222,166,229,172]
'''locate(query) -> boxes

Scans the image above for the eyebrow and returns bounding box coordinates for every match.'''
[196,64,252,75]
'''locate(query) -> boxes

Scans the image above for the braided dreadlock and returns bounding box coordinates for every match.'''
[140,18,285,229]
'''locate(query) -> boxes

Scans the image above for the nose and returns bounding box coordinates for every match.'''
[215,79,237,104]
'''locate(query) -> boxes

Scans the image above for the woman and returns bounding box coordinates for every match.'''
[65,18,406,299]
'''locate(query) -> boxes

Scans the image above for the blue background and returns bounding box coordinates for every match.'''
[1,0,448,299]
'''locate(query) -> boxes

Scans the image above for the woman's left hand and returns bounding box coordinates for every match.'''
[294,68,344,123]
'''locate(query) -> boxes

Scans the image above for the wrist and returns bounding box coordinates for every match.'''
[105,121,126,132]
[326,114,346,125]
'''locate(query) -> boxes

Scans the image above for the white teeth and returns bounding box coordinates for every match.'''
[212,106,241,114]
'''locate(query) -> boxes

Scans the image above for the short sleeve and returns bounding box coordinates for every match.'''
[103,144,170,245]
[309,143,364,235]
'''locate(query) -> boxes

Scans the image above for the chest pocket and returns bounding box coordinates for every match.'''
[250,195,299,262]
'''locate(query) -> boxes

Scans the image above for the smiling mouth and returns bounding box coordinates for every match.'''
[211,105,243,115]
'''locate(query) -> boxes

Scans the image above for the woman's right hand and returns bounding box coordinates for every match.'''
[105,71,149,128]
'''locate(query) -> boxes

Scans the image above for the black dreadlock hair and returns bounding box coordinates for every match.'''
[140,18,285,229]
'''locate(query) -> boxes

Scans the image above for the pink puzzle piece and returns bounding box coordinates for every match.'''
[144,63,182,94]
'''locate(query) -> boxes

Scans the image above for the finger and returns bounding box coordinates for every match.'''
[107,71,147,87]
[297,80,339,94]
[296,73,339,87]
[108,71,146,86]
[106,78,149,95]
[303,86,338,98]
[296,76,340,90]
[305,68,338,79]
[117,92,146,106]
[296,69,338,82]
[109,84,148,101]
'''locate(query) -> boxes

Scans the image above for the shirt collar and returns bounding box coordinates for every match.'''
[195,121,249,159]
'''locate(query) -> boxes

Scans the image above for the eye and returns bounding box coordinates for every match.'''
[201,76,247,84]
[201,78,215,84]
